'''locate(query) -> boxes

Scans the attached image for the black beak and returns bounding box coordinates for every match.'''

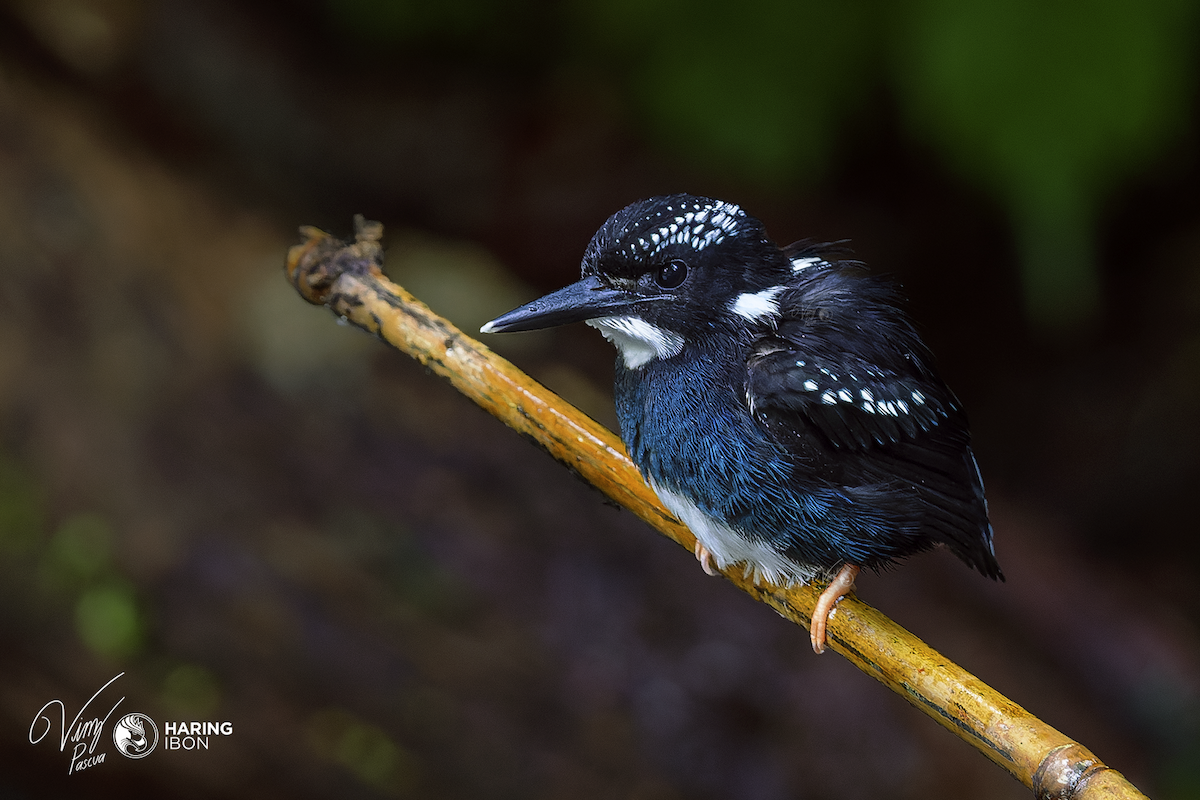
[481,275,643,334]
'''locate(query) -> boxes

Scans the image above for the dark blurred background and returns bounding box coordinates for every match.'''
[1,0,1199,797]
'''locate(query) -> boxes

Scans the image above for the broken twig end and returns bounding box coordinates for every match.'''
[286,217,386,305]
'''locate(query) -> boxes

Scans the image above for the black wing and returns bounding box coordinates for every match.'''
[745,259,1001,579]
[746,347,959,451]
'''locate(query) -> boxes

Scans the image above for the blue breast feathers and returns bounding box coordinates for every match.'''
[613,350,905,572]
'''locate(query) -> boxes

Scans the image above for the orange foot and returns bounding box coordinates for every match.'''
[810,564,860,654]
[693,541,719,576]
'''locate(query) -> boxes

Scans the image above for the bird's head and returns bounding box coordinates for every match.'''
[481,194,794,369]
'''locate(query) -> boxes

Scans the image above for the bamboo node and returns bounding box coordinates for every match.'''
[1033,742,1107,800]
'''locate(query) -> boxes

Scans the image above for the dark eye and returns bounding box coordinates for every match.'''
[655,259,688,289]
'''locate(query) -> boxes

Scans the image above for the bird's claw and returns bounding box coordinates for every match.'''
[810,564,860,654]
[694,541,719,576]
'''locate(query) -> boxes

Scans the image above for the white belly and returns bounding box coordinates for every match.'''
[649,478,818,586]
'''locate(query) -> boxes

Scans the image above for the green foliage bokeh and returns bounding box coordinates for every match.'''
[893,0,1197,330]
[325,0,1198,332]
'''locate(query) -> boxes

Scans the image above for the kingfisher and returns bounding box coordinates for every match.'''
[481,194,1002,653]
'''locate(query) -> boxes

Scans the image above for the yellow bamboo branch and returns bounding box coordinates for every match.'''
[285,217,1149,800]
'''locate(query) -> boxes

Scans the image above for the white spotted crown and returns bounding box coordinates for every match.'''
[618,198,746,259]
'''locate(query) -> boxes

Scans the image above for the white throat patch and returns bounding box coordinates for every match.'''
[587,316,684,369]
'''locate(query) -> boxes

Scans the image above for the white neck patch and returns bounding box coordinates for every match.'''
[730,286,785,322]
[587,316,684,369]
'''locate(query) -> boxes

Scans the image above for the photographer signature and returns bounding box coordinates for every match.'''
[29,672,125,775]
